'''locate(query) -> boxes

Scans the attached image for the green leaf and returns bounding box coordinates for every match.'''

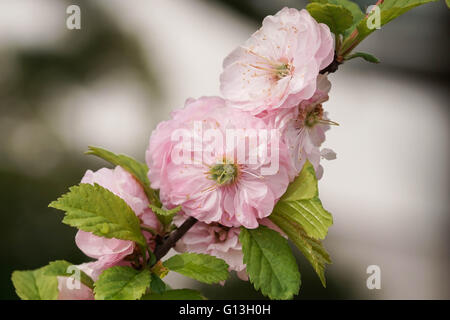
[142,289,205,300]
[49,183,147,246]
[345,52,380,63]
[446,0,450,8]
[270,213,331,287]
[12,267,58,300]
[149,273,166,294]
[281,161,318,202]
[273,198,332,240]
[149,204,181,216]
[86,146,161,207]
[274,162,333,240]
[356,0,439,43]
[163,253,229,284]
[43,260,94,289]
[94,266,151,300]
[306,2,353,35]
[310,0,365,37]
[240,226,300,300]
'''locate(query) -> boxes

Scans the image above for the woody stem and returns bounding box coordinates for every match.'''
[152,216,198,265]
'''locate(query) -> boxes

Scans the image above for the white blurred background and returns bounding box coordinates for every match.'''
[1,0,448,299]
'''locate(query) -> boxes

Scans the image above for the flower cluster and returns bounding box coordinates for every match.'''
[146,8,336,281]
[12,0,437,300]
[59,7,336,299]
[14,6,351,301]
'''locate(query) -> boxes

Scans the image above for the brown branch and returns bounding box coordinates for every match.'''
[320,52,342,74]
[152,216,198,263]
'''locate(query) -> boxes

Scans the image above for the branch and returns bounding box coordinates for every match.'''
[152,216,198,263]
[320,52,342,74]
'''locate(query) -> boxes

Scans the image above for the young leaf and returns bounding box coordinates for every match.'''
[306,2,353,35]
[12,267,59,300]
[163,253,229,284]
[345,52,380,63]
[149,273,166,294]
[270,212,331,287]
[240,226,300,300]
[310,0,365,37]
[94,266,151,300]
[49,183,147,246]
[86,146,161,207]
[149,204,181,216]
[281,161,318,202]
[355,0,439,46]
[274,161,333,240]
[141,289,205,300]
[43,260,94,289]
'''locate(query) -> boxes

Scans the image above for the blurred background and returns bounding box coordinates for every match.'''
[0,0,448,300]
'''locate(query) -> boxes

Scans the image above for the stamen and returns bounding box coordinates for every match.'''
[318,119,340,126]
[208,162,239,186]
[241,169,264,180]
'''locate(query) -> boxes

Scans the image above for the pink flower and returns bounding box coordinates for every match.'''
[220,7,334,115]
[146,96,291,229]
[174,215,286,281]
[75,166,160,277]
[173,215,248,281]
[261,75,336,179]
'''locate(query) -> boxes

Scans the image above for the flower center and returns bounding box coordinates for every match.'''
[275,63,292,79]
[300,104,324,128]
[209,163,238,186]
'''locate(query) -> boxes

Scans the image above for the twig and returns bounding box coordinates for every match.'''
[152,216,198,264]
[320,53,342,74]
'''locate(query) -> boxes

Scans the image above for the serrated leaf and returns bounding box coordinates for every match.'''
[49,183,146,246]
[240,226,300,300]
[310,0,365,37]
[12,267,58,300]
[273,198,332,240]
[163,253,229,284]
[142,289,205,300]
[86,146,160,207]
[149,273,166,294]
[274,162,332,240]
[307,2,354,35]
[270,213,331,287]
[43,260,94,289]
[94,266,151,300]
[281,161,318,202]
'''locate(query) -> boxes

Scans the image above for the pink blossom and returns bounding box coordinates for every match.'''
[75,166,160,276]
[146,96,291,229]
[174,215,248,281]
[261,75,336,179]
[220,8,334,115]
